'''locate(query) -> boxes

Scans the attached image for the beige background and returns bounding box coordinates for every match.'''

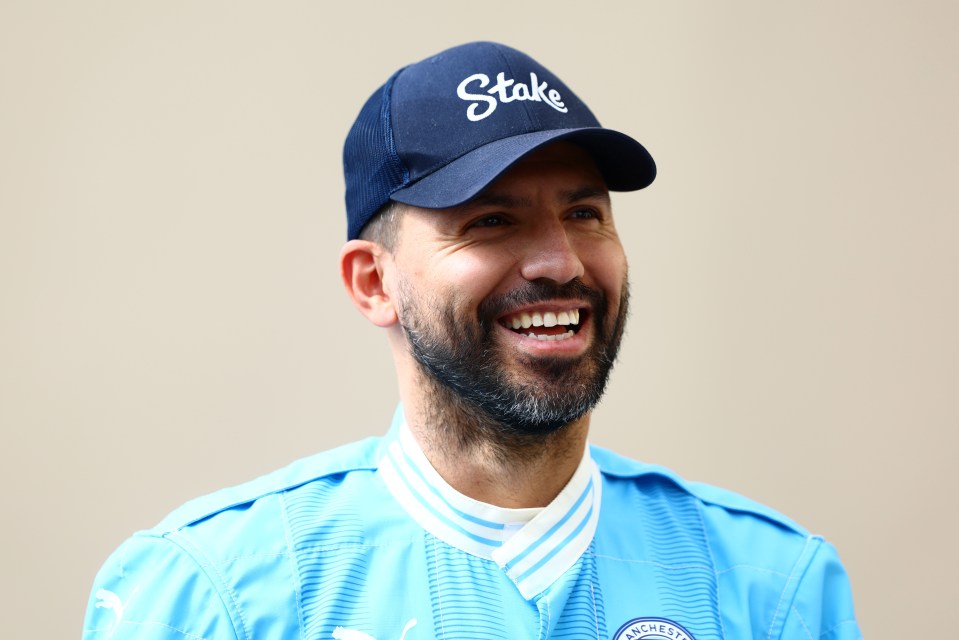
[1,1,957,638]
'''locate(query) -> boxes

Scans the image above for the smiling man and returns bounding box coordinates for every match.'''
[344,142,630,512]
[84,42,861,639]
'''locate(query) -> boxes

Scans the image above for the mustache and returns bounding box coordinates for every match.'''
[477,279,606,325]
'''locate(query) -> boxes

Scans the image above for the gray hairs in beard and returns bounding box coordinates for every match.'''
[397,277,630,454]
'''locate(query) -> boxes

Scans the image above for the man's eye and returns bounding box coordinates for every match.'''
[470,215,506,228]
[570,208,600,220]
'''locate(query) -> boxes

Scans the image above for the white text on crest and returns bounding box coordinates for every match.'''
[457,72,568,122]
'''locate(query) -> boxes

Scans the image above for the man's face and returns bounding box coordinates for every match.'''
[387,142,630,435]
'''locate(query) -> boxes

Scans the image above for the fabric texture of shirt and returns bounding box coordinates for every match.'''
[83,410,861,639]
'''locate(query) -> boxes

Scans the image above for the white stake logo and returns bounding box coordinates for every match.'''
[457,72,568,122]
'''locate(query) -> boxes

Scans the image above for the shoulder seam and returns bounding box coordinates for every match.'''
[593,445,807,535]
[152,437,382,533]
[278,492,307,635]
[767,534,824,640]
[162,532,248,640]
[692,496,728,639]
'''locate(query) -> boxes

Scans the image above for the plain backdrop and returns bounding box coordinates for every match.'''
[2,1,957,638]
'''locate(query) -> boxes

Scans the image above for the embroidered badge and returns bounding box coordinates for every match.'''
[612,617,696,640]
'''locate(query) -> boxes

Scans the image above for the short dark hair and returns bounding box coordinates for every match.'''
[358,200,404,251]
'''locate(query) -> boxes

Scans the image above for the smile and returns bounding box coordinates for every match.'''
[499,308,583,341]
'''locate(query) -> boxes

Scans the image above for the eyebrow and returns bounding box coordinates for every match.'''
[561,186,610,205]
[465,185,610,210]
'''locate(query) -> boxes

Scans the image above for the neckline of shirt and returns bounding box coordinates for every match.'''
[378,417,602,599]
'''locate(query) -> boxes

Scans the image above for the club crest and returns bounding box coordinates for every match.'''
[613,617,696,640]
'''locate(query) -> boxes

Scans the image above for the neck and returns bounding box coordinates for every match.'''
[401,372,590,509]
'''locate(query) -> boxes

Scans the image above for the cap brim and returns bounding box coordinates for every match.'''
[389,128,655,210]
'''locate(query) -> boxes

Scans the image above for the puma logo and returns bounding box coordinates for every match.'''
[94,586,139,637]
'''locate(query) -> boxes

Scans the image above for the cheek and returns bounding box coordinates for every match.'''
[584,242,628,289]
[437,252,514,303]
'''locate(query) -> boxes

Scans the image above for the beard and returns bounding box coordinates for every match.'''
[396,276,629,442]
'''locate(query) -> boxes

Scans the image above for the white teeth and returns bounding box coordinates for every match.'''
[504,308,581,330]
[527,330,575,341]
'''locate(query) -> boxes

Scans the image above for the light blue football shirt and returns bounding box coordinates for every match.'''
[84,409,861,639]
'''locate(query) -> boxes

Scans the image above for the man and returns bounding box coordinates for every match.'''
[84,42,861,639]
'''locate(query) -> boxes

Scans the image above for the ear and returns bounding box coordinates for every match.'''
[339,239,398,327]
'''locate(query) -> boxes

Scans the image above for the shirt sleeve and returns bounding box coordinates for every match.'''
[777,539,862,640]
[82,533,241,640]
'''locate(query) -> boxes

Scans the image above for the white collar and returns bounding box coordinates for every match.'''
[378,419,602,599]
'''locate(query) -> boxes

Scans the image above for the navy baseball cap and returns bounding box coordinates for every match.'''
[343,41,656,240]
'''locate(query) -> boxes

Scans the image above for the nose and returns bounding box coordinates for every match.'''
[518,220,585,284]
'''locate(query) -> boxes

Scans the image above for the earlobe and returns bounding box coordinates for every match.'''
[339,240,398,327]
